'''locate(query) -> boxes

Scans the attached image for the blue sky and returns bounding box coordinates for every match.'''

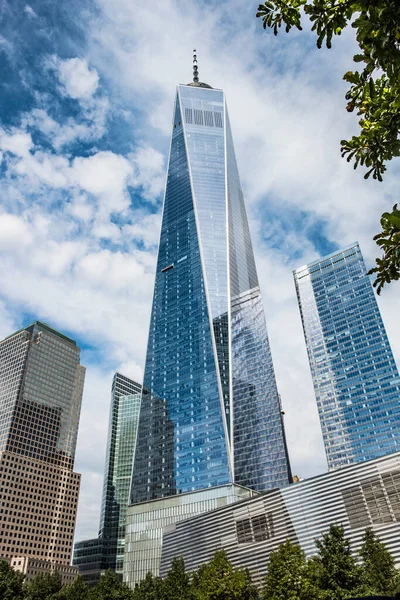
[1,0,399,541]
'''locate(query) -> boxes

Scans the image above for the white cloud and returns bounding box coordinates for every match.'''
[0,129,33,158]
[129,145,165,201]
[57,57,100,100]
[71,151,133,216]
[12,151,70,188]
[0,213,33,251]
[24,4,37,17]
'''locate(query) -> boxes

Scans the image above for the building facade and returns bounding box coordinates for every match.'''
[0,321,85,568]
[99,373,142,573]
[160,451,400,587]
[129,74,291,509]
[73,373,141,583]
[10,556,79,585]
[124,66,292,587]
[293,243,400,470]
[124,484,256,588]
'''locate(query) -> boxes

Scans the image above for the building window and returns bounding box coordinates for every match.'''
[236,513,274,545]
[236,518,252,544]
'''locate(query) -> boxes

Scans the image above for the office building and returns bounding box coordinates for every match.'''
[0,321,85,575]
[74,373,141,583]
[160,451,400,587]
[124,57,291,586]
[99,373,141,573]
[294,242,400,470]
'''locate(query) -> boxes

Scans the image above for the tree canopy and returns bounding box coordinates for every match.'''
[359,527,400,595]
[256,0,400,292]
[1,530,400,600]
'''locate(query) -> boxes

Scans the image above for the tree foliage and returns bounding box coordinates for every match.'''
[359,527,400,595]
[262,539,321,600]
[0,559,25,600]
[54,576,89,600]
[132,572,163,600]
[24,571,62,600]
[1,532,400,600]
[368,203,400,294]
[256,0,400,290]
[89,570,134,600]
[161,558,191,600]
[309,524,366,600]
[192,550,259,600]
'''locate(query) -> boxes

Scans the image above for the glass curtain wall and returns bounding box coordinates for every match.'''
[130,82,291,505]
[294,242,400,469]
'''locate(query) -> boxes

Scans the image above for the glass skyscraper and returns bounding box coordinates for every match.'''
[129,75,291,506]
[74,373,141,583]
[99,373,141,573]
[294,242,400,470]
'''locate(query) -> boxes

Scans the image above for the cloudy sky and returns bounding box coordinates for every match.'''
[1,0,399,542]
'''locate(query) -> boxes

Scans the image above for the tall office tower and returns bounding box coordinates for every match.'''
[73,373,141,584]
[124,60,291,587]
[99,373,141,573]
[130,66,290,504]
[294,242,400,470]
[0,321,85,582]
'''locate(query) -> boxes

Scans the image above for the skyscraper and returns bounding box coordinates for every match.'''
[0,321,85,582]
[130,65,290,505]
[294,242,400,470]
[124,61,291,587]
[73,373,141,584]
[99,373,141,573]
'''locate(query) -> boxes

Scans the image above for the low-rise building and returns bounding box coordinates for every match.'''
[160,451,400,587]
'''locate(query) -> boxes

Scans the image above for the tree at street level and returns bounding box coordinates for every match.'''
[262,539,321,600]
[359,527,400,595]
[256,0,400,292]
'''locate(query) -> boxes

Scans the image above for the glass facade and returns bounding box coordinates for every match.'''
[98,373,142,574]
[124,484,255,589]
[130,82,291,505]
[294,242,400,469]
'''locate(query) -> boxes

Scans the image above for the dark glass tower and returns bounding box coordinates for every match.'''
[99,373,141,573]
[294,242,400,469]
[130,78,291,504]
[74,373,141,583]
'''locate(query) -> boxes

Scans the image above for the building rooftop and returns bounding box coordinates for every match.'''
[2,321,77,346]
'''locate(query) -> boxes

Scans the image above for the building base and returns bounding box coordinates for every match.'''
[123,484,256,589]
[9,556,78,585]
[160,451,400,587]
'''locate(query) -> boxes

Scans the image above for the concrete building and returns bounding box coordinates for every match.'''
[159,451,400,587]
[0,321,85,573]
[10,556,79,585]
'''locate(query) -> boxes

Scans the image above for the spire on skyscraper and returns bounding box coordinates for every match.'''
[187,49,213,88]
[193,48,199,82]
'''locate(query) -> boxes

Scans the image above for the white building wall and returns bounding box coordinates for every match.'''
[160,452,400,587]
[123,484,255,588]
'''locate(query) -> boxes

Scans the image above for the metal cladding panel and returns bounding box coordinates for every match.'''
[123,484,253,589]
[293,242,400,470]
[160,452,400,588]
